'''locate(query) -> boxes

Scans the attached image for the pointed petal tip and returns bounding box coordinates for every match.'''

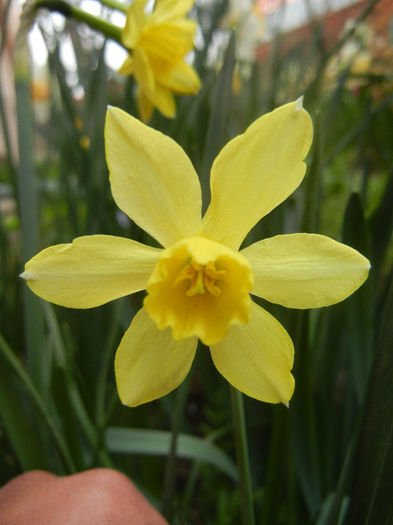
[106,105,131,124]
[295,95,304,111]
[19,271,28,280]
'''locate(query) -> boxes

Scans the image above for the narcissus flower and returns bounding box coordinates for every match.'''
[21,100,370,407]
[119,0,201,122]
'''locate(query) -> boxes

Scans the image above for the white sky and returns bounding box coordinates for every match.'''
[266,0,359,35]
[28,1,127,71]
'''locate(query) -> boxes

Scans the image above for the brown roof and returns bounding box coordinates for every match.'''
[257,0,393,60]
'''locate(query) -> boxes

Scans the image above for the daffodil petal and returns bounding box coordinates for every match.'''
[105,106,202,247]
[242,233,371,308]
[115,307,198,406]
[156,60,201,94]
[137,88,154,123]
[133,47,155,100]
[118,55,134,76]
[121,0,147,49]
[21,235,160,308]
[143,21,197,61]
[210,301,294,405]
[151,84,176,118]
[201,99,313,249]
[151,0,194,23]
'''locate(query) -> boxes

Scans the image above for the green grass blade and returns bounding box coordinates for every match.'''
[0,331,76,473]
[346,274,393,525]
[14,33,46,394]
[44,303,113,468]
[368,169,393,274]
[200,35,236,209]
[106,427,238,481]
[0,355,50,470]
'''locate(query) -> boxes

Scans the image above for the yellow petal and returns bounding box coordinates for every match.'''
[242,233,370,308]
[156,60,201,94]
[142,21,197,62]
[151,0,195,23]
[21,235,160,308]
[105,106,202,247]
[201,99,313,250]
[118,55,134,76]
[121,0,147,49]
[137,88,154,123]
[210,301,294,405]
[150,83,176,118]
[133,46,155,100]
[115,307,197,406]
[144,236,253,345]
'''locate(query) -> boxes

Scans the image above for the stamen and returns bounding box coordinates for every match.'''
[187,266,205,296]
[175,259,226,296]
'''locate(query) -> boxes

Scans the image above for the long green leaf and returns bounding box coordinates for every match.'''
[346,273,393,525]
[14,32,46,394]
[106,426,238,481]
[0,357,50,470]
[44,303,113,468]
[368,169,393,273]
[0,331,76,473]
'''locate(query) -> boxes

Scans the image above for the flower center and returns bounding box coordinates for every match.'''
[176,260,226,296]
[144,236,254,345]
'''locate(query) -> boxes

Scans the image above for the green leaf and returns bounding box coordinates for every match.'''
[200,34,236,210]
[368,169,393,272]
[14,37,46,394]
[346,274,393,525]
[315,492,349,525]
[0,356,50,470]
[106,426,238,481]
[0,331,76,473]
[290,311,322,517]
[342,193,373,401]
[342,193,369,257]
[44,303,113,468]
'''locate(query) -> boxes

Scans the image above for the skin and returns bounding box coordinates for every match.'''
[0,469,168,525]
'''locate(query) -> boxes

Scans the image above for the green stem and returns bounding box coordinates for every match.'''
[0,331,76,473]
[14,31,47,394]
[161,374,192,521]
[230,387,255,525]
[34,0,124,44]
[98,0,128,14]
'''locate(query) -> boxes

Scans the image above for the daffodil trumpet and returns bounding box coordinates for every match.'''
[21,99,370,407]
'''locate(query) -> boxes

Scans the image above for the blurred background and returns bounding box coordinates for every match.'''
[1,0,393,523]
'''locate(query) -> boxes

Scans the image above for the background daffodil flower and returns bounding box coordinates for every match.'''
[118,0,201,122]
[21,100,370,407]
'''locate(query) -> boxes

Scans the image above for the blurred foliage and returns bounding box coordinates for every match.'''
[1,0,393,523]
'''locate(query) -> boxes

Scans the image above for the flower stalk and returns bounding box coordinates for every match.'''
[230,387,255,525]
[33,0,123,44]
[161,372,192,521]
[98,0,127,14]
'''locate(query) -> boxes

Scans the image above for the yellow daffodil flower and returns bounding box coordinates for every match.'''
[21,100,370,407]
[119,0,201,122]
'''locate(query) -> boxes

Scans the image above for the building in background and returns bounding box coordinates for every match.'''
[258,0,393,59]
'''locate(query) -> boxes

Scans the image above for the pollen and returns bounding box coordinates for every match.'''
[176,260,226,296]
